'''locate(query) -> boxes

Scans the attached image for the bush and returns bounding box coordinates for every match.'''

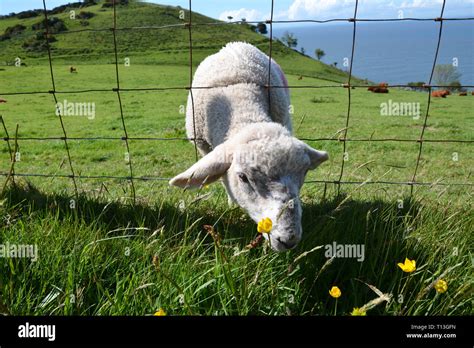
[448,81,465,93]
[102,0,129,8]
[22,38,49,52]
[0,24,26,41]
[31,17,67,34]
[77,11,95,20]
[407,81,426,92]
[17,10,42,19]
[49,2,84,15]
[256,22,268,34]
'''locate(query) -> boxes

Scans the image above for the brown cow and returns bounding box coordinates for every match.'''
[373,87,389,93]
[0,98,7,103]
[459,92,467,96]
[431,90,450,98]
[70,66,77,73]
[368,82,389,93]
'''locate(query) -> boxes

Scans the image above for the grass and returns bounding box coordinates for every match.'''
[0,183,472,315]
[0,0,472,316]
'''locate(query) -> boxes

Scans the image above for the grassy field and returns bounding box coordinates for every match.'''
[0,1,472,316]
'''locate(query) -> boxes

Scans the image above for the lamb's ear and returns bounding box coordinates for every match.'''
[304,144,329,169]
[169,143,233,189]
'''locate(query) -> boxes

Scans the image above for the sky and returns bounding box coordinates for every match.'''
[1,0,473,21]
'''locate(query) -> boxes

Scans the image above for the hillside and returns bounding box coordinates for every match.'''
[0,0,364,84]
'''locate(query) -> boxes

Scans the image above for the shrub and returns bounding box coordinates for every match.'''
[22,38,49,52]
[17,10,42,19]
[49,2,84,15]
[0,24,26,41]
[77,11,95,20]
[407,81,426,92]
[102,0,129,8]
[448,81,465,93]
[256,22,268,34]
[31,17,67,34]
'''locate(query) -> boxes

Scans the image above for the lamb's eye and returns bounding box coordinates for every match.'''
[238,173,249,183]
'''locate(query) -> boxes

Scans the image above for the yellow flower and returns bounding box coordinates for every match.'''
[257,217,273,234]
[434,279,448,294]
[154,308,166,316]
[329,286,341,298]
[397,258,416,273]
[350,307,367,316]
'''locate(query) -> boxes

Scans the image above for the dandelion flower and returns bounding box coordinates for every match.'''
[397,258,416,273]
[350,307,366,316]
[154,308,166,316]
[329,286,341,298]
[434,279,448,294]
[257,217,272,234]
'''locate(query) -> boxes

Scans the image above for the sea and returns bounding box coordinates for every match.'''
[272,20,474,86]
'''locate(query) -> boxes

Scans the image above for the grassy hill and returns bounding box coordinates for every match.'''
[0,0,362,83]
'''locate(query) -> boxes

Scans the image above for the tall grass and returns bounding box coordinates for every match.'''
[0,181,471,315]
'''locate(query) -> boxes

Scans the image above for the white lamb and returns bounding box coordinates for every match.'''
[170,42,328,252]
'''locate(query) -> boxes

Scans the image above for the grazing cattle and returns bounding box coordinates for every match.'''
[372,87,389,93]
[297,75,303,80]
[169,42,328,252]
[70,66,77,73]
[0,98,7,103]
[459,92,467,96]
[368,82,389,93]
[431,90,450,98]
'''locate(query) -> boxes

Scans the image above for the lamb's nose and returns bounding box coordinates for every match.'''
[276,237,297,250]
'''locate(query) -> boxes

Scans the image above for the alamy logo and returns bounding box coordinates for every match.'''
[18,322,56,341]
[380,99,420,120]
[55,99,95,120]
[0,242,37,262]
[325,241,365,262]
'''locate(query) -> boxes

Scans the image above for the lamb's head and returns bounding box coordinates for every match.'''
[169,124,328,252]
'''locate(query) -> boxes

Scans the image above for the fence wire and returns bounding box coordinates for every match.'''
[1,0,473,201]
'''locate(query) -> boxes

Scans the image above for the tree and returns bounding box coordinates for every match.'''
[300,47,305,55]
[433,64,461,88]
[227,16,233,21]
[407,81,426,92]
[315,48,325,61]
[281,31,297,48]
[256,22,267,34]
[448,81,465,92]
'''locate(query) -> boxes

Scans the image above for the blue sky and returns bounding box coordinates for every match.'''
[1,0,473,20]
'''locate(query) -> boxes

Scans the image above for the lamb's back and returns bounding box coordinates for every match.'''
[186,42,291,153]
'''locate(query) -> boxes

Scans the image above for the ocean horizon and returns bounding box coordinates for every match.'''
[272,20,474,86]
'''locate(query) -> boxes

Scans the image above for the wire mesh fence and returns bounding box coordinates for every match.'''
[0,0,473,203]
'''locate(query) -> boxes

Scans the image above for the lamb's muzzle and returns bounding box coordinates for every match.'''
[169,42,329,252]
